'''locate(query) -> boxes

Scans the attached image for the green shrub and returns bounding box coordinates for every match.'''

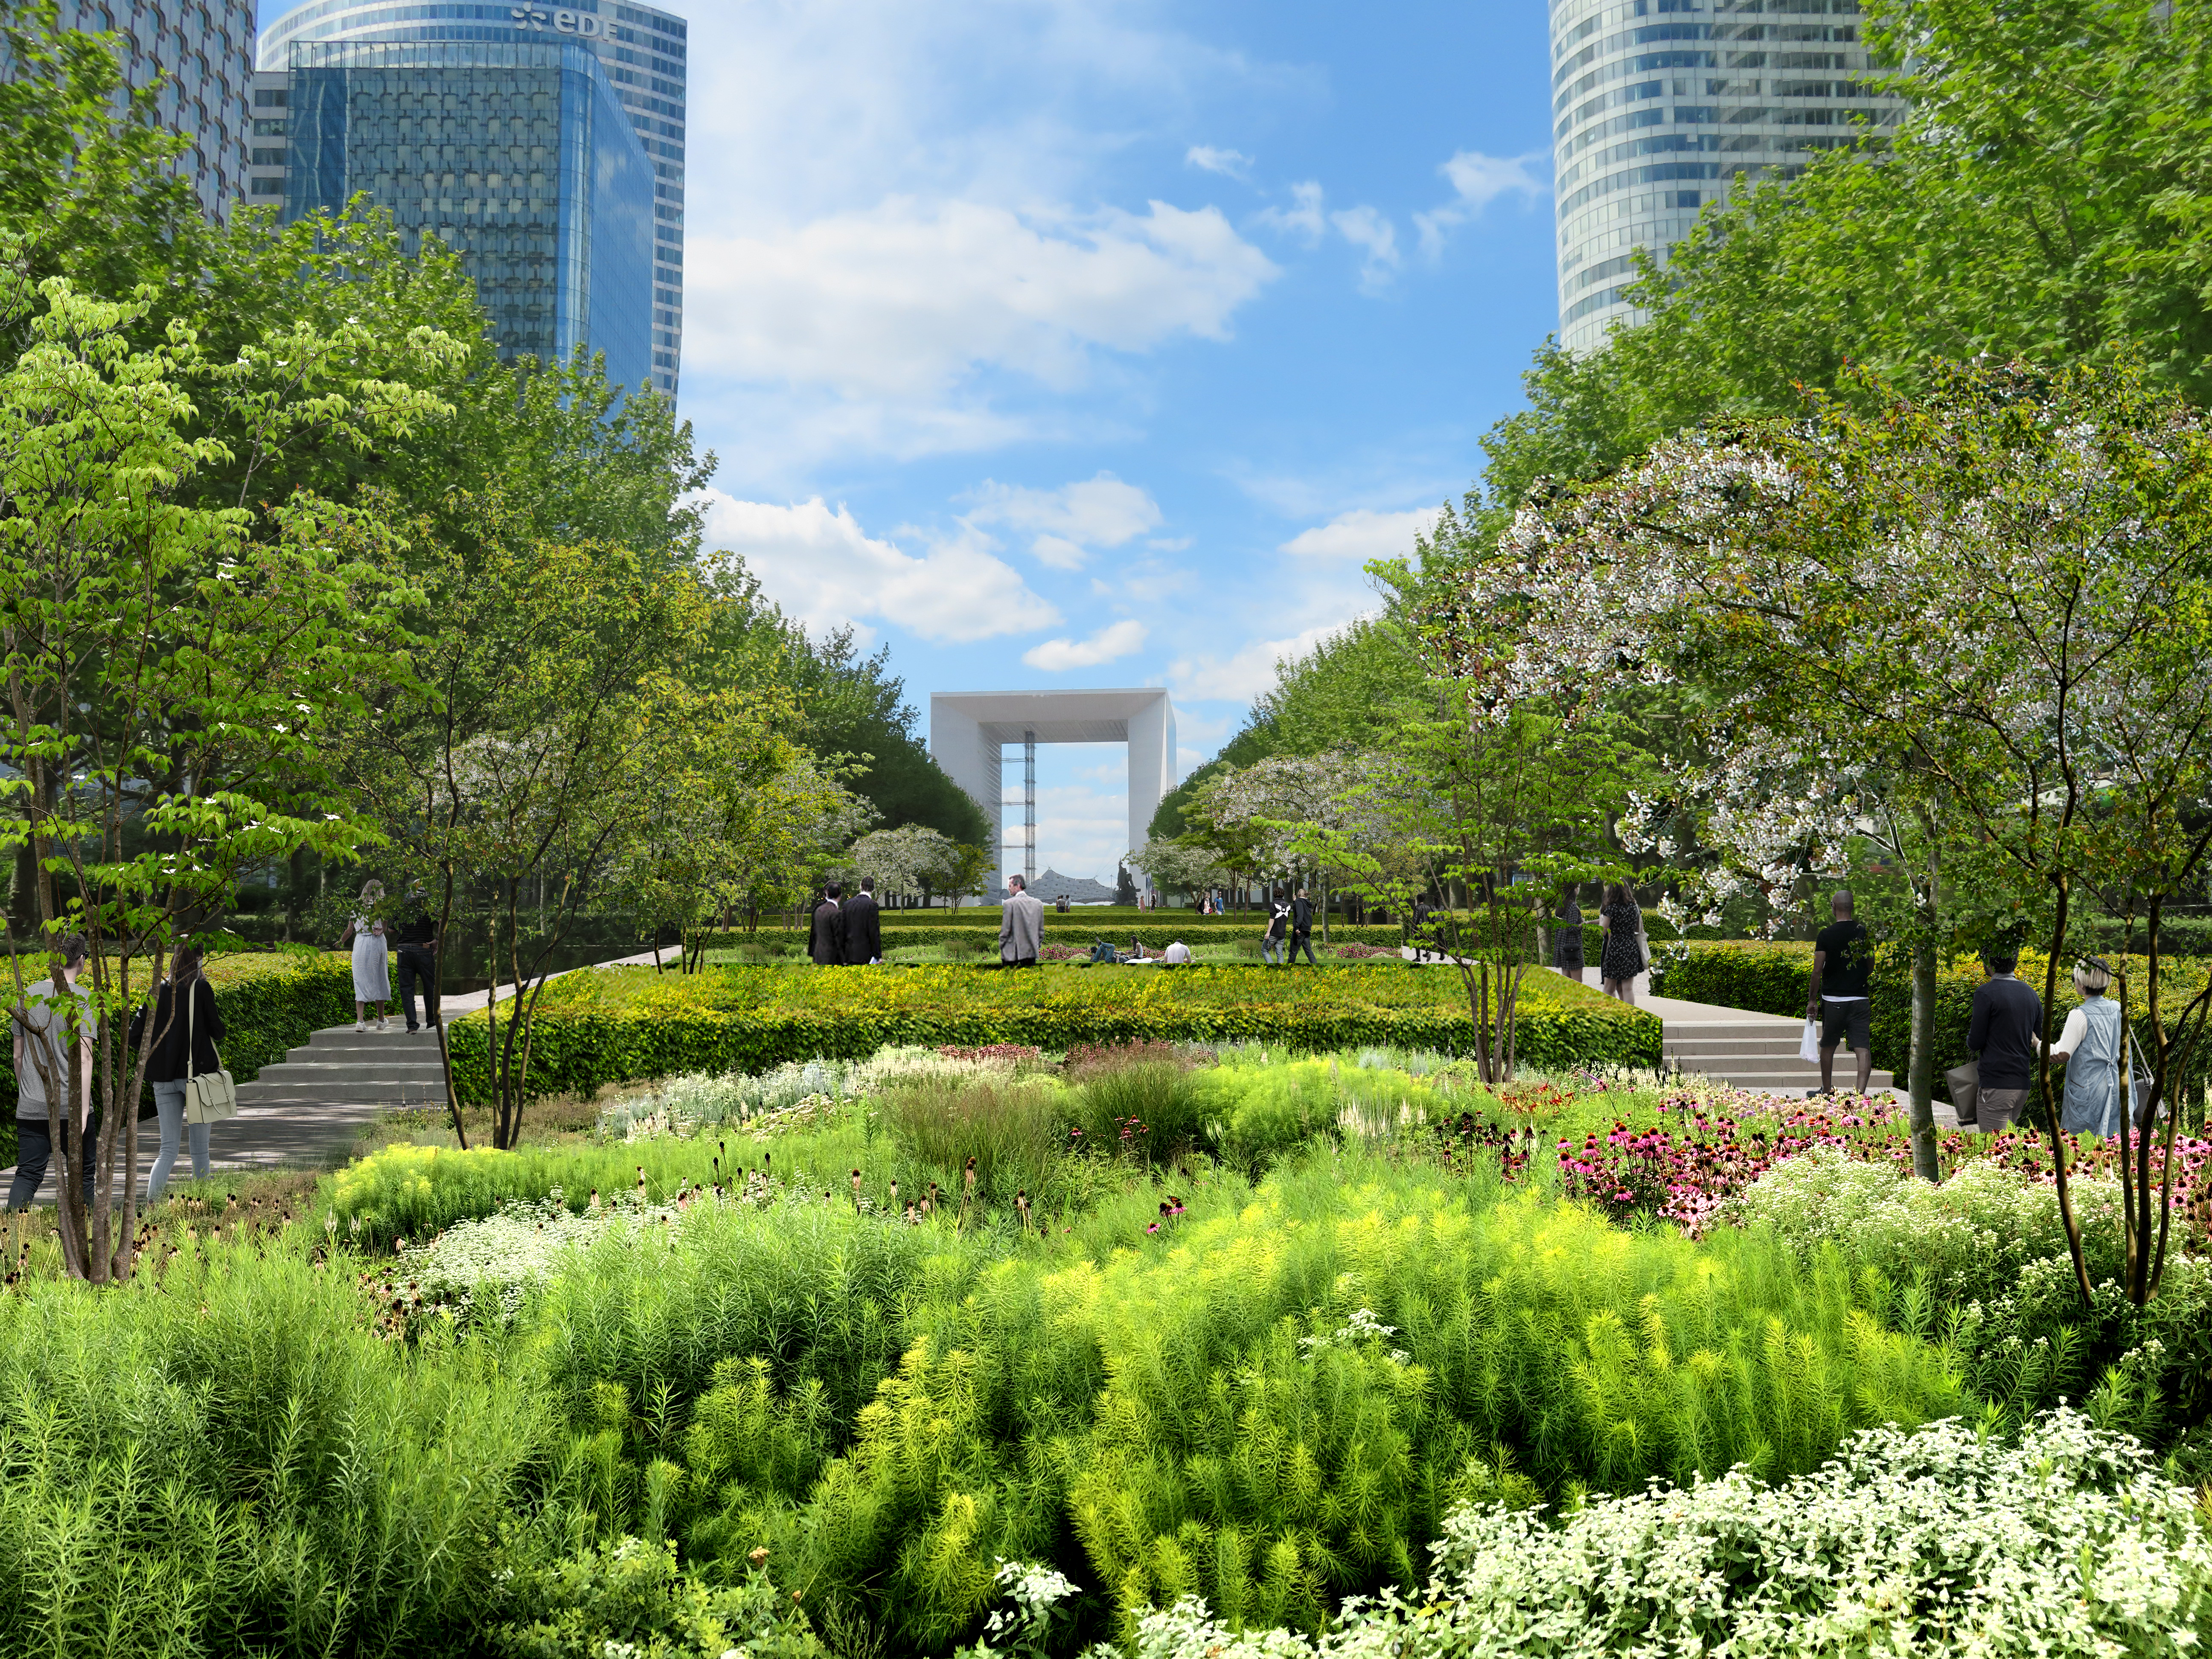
[879,1074,1068,1208]
[1066,1043,1210,1161]
[443,965,1662,1105]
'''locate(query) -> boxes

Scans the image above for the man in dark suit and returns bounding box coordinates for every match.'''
[841,876,882,965]
[810,883,846,966]
[1290,886,1318,966]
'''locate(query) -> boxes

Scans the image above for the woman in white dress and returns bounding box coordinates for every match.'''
[335,879,393,1031]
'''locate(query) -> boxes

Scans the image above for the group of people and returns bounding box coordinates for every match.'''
[809,878,886,966]
[8,936,231,1213]
[335,879,441,1034]
[1259,888,1320,966]
[1549,882,1650,1004]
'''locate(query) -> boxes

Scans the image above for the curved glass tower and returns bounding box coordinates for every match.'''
[1550,0,1906,354]
[255,0,682,397]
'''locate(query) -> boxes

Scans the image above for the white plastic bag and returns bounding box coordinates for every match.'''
[1798,1018,1821,1065]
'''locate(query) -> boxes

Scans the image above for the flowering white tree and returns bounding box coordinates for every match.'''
[1497,359,2212,1299]
[842,824,957,908]
[1200,753,1368,938]
[1123,837,1229,907]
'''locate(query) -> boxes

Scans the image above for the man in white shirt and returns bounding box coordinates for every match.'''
[1161,940,1192,965]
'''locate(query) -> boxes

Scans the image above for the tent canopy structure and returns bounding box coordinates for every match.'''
[928,689,1176,890]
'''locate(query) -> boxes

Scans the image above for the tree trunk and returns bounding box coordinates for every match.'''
[1907,934,1940,1181]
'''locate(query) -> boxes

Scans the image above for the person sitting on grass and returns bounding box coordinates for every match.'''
[1161,939,1192,965]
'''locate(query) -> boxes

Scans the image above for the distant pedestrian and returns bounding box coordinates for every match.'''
[1966,945,2042,1134]
[390,881,440,1033]
[132,943,224,1202]
[811,883,846,966]
[1597,882,1644,1005]
[2048,956,2124,1137]
[841,877,882,965]
[1263,894,1291,966]
[335,880,391,1031]
[1290,887,1317,966]
[1554,887,1586,984]
[1805,889,1874,1094]
[7,936,95,1213]
[999,874,1043,966]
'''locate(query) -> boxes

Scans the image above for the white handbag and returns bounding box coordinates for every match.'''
[181,978,239,1126]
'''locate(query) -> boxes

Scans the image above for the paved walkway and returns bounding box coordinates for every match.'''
[2,946,673,1195]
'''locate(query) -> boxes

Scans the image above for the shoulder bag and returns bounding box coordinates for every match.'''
[183,979,239,1126]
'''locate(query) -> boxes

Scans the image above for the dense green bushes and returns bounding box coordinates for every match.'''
[444,965,1661,1105]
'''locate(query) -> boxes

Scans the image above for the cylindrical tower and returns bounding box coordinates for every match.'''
[1549,0,1906,354]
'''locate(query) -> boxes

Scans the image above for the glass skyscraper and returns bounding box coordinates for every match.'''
[3,1,256,217]
[254,0,683,396]
[1550,0,1907,353]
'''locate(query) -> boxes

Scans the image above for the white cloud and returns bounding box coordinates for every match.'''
[1257,180,1327,245]
[1023,619,1150,671]
[1414,149,1550,256]
[1330,205,1401,294]
[696,490,1058,644]
[684,198,1278,399]
[1280,505,1440,563]
[963,472,1164,569]
[1169,621,1353,702]
[1185,144,1253,180]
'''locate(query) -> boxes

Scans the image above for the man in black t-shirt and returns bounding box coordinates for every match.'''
[1805,889,1875,1093]
[1966,947,2043,1133]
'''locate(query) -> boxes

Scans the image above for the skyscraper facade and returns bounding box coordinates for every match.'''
[1550,0,1907,353]
[7,0,256,218]
[254,0,684,396]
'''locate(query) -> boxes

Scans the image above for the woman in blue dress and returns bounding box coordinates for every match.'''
[2047,957,2124,1137]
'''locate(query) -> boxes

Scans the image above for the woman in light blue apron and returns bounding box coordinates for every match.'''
[2048,957,2123,1137]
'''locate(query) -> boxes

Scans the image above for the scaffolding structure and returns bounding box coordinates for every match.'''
[1022,729,1037,885]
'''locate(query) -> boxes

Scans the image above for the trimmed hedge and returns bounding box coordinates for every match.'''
[0,950,358,1169]
[1653,941,2212,1108]
[717,923,1412,952]
[444,962,1662,1103]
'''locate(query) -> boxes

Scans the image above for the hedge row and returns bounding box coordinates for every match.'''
[0,950,357,1169]
[1652,942,2212,1106]
[716,923,1412,952]
[444,962,1662,1103]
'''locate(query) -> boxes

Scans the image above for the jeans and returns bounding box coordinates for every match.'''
[8,1111,93,1211]
[1291,931,1317,965]
[1262,936,1283,965]
[146,1079,209,1202]
[396,946,440,1032]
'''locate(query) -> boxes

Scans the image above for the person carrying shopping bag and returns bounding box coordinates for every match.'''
[132,943,226,1202]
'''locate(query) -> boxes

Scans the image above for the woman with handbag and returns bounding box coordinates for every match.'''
[137,943,225,1202]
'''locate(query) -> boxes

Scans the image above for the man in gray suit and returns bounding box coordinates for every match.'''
[999,874,1044,967]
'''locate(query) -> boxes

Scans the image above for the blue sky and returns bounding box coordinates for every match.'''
[263,0,1563,882]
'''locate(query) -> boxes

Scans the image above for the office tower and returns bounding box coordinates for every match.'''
[4,0,255,218]
[1550,0,1908,353]
[253,1,684,396]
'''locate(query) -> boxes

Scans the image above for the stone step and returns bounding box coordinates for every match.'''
[1665,1033,1824,1057]
[236,1075,450,1106]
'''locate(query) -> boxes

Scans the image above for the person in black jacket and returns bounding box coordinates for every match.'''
[841,877,883,965]
[1289,887,1318,966]
[132,943,225,1202]
[390,882,441,1033]
[810,884,847,966]
[1966,946,2043,1134]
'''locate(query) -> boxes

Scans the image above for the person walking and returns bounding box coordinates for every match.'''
[2048,956,2125,1137]
[335,880,391,1031]
[1554,887,1586,984]
[999,874,1043,966]
[7,937,95,1213]
[390,881,440,1034]
[1597,882,1644,1004]
[134,943,224,1202]
[1966,945,2042,1134]
[1262,892,1291,966]
[1289,887,1318,966]
[841,876,882,966]
[1805,889,1874,1094]
[810,884,847,966]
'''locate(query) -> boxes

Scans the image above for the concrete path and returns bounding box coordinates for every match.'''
[3,946,674,1193]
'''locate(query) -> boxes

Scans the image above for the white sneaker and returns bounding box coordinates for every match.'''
[355,1020,367,1032]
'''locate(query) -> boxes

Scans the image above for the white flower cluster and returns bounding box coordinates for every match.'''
[1298,1307,1410,1367]
[1124,1412,2212,1658]
[973,1557,1081,1656]
[598,1061,859,1139]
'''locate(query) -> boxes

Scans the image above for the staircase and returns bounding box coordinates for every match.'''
[1644,994,1967,1125]
[216,1024,454,1171]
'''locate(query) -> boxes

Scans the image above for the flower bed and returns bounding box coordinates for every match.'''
[443,963,1662,1103]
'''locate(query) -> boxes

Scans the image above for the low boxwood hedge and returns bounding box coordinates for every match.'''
[1653,941,2212,1110]
[717,923,1412,953]
[444,961,1662,1103]
[0,949,357,1169]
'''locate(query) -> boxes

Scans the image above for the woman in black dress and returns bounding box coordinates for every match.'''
[1597,881,1644,1004]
